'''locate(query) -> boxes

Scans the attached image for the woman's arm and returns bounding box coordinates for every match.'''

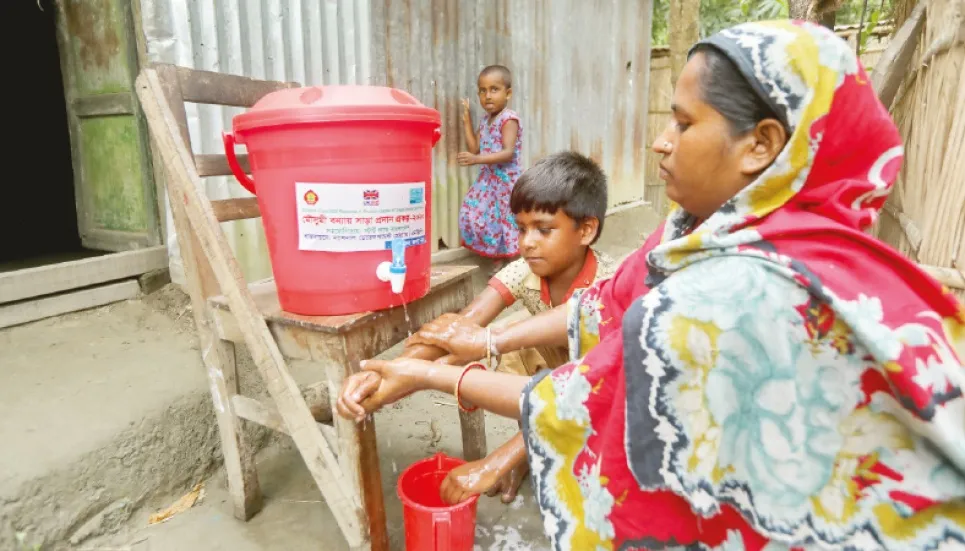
[405,303,569,362]
[336,357,529,421]
[461,99,479,154]
[400,286,507,362]
[493,304,569,351]
[458,120,518,166]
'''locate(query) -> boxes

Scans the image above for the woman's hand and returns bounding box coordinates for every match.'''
[335,358,434,422]
[406,313,487,363]
[336,371,382,421]
[457,152,478,166]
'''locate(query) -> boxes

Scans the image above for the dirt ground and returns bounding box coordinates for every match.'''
[4,205,659,550]
[92,394,548,551]
[83,281,550,550]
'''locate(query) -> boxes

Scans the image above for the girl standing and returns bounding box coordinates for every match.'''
[458,65,523,269]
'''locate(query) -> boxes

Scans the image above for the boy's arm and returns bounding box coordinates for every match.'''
[461,99,480,154]
[400,286,506,362]
[461,120,518,166]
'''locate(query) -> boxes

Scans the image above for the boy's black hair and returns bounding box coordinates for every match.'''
[510,151,608,244]
[479,65,512,89]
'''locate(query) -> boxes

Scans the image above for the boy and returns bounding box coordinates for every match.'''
[402,150,615,502]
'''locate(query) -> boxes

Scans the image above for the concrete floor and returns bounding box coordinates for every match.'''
[3,205,660,550]
[93,400,548,551]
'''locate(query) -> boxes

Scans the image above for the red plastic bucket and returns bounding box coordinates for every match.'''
[224,85,441,316]
[397,453,479,551]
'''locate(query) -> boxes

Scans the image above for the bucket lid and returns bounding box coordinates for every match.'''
[232,85,440,136]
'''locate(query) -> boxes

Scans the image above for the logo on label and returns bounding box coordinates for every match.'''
[303,190,319,205]
[409,187,424,205]
[363,190,380,206]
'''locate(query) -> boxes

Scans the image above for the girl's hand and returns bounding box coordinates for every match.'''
[336,358,433,422]
[461,98,471,123]
[457,152,478,166]
[406,313,487,362]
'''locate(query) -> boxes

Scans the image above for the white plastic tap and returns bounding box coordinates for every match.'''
[376,261,406,294]
[376,238,407,295]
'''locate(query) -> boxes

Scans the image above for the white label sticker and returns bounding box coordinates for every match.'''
[296,182,427,252]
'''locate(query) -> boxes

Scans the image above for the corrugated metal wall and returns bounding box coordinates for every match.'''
[369,0,654,249]
[140,0,375,283]
[140,0,653,279]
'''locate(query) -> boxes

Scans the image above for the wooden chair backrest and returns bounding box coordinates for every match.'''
[152,64,298,222]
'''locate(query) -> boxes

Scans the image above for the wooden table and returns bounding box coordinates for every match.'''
[136,62,486,551]
[207,264,480,550]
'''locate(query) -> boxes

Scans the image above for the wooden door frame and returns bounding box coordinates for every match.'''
[53,0,162,252]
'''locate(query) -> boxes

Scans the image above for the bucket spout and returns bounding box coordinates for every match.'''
[376,238,407,294]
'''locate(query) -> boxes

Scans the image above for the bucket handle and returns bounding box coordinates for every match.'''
[433,513,451,548]
[222,131,257,195]
[432,127,442,147]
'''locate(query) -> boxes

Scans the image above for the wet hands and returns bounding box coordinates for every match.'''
[335,358,433,422]
[406,313,487,363]
[440,454,528,504]
[440,458,502,505]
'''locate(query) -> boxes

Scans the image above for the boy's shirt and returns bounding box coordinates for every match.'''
[489,248,616,315]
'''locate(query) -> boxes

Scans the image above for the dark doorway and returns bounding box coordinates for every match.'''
[0,0,92,270]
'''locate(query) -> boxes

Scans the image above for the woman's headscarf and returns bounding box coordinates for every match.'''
[522,20,965,551]
[648,20,965,446]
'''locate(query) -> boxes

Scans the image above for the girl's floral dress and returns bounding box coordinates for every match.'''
[459,108,522,258]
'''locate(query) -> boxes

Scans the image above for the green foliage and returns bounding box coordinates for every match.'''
[858,3,885,54]
[651,0,892,47]
[652,0,670,47]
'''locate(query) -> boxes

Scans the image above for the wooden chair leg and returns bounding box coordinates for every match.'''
[213,338,263,520]
[459,409,488,461]
[166,186,262,520]
[198,335,263,520]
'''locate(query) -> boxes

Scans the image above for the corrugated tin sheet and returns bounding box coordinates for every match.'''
[140,0,654,279]
[140,0,374,283]
[370,0,655,249]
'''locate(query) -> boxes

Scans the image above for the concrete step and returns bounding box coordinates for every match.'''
[0,285,322,550]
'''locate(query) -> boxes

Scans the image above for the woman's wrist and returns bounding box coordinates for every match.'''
[421,362,461,394]
[491,326,510,356]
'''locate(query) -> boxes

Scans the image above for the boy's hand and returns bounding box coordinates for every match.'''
[440,458,500,504]
[457,152,478,166]
[461,98,472,124]
[406,313,487,362]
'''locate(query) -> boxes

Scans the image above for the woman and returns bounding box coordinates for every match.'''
[339,21,965,550]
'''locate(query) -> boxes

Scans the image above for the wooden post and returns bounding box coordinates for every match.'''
[304,328,389,551]
[668,0,699,89]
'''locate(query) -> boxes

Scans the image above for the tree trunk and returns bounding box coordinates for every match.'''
[790,0,839,28]
[790,0,810,19]
[820,9,837,29]
[668,0,700,88]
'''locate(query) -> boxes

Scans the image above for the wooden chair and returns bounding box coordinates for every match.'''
[135,64,483,550]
